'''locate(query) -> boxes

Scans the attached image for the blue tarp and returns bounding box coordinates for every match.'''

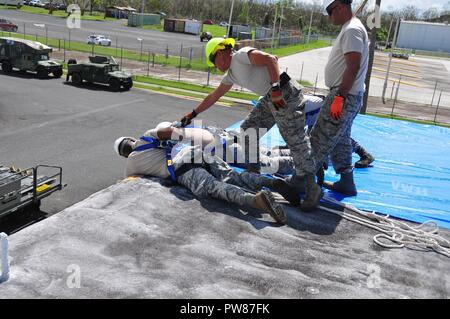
[227,115,450,229]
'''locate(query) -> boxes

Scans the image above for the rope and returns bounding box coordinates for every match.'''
[270,192,450,257]
[319,196,450,258]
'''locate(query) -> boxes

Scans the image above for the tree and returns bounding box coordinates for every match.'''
[400,5,419,20]
[422,7,440,20]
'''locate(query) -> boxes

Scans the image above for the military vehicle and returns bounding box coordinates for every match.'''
[200,31,212,42]
[66,55,133,91]
[0,37,63,78]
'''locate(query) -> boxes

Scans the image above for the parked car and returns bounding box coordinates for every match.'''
[203,19,214,25]
[200,31,212,42]
[86,35,112,46]
[43,2,59,10]
[0,19,18,32]
[219,21,228,27]
[29,0,45,7]
[392,52,410,60]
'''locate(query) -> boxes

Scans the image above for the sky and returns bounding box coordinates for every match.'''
[298,0,449,12]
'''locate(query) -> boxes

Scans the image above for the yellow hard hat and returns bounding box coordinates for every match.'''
[205,37,235,67]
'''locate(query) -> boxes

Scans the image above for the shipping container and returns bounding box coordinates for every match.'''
[396,20,450,53]
[128,13,161,27]
[255,27,272,40]
[228,25,251,39]
[174,20,186,33]
[279,30,300,46]
[184,20,202,35]
[238,32,252,40]
[164,19,176,32]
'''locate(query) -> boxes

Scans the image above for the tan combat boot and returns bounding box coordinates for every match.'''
[253,190,287,224]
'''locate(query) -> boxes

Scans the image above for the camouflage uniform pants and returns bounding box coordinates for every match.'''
[310,90,364,174]
[259,148,295,175]
[176,156,274,207]
[240,81,315,176]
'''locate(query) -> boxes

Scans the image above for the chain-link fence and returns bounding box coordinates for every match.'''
[0,21,318,59]
[279,47,450,126]
[0,22,322,87]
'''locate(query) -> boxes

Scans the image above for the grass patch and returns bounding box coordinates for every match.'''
[19,5,116,21]
[134,75,259,101]
[202,24,228,37]
[265,40,330,57]
[299,80,313,87]
[133,82,235,106]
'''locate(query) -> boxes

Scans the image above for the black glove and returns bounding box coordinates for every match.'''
[179,109,198,127]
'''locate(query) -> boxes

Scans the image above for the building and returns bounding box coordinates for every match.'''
[396,20,450,53]
[105,6,137,19]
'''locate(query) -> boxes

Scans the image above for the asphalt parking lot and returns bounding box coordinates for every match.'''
[0,71,249,222]
[0,9,204,56]
[279,47,450,107]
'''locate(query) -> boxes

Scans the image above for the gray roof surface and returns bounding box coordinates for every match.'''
[0,177,448,298]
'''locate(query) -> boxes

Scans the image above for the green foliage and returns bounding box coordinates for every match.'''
[376,26,388,42]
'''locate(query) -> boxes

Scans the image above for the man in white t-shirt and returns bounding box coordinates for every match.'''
[175,38,322,212]
[309,0,369,196]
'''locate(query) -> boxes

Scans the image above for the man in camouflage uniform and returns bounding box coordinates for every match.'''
[310,0,370,196]
[177,37,322,212]
[113,123,300,224]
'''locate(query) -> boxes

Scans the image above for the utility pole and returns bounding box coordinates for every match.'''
[271,3,278,53]
[226,0,235,38]
[385,18,394,50]
[392,17,400,50]
[307,6,314,43]
[361,0,381,114]
[141,0,145,27]
[278,1,284,36]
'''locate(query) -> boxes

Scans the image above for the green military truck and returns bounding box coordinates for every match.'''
[0,37,63,78]
[66,55,133,91]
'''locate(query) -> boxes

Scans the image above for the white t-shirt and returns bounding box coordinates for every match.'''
[324,17,369,95]
[124,128,214,178]
[222,47,273,96]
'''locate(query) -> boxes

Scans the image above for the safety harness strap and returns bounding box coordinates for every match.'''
[133,136,178,182]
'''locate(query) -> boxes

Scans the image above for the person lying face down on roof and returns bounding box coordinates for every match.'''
[114,122,303,224]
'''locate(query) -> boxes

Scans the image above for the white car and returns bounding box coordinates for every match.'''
[86,35,112,46]
[29,0,44,6]
[219,21,229,27]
